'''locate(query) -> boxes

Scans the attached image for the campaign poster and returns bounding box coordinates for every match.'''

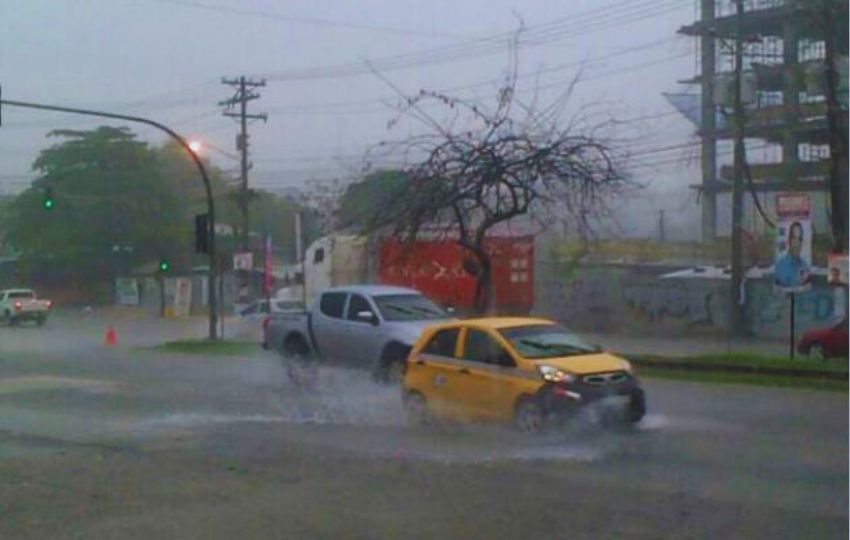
[774,194,812,293]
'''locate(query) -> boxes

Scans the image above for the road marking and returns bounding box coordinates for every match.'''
[0,376,119,395]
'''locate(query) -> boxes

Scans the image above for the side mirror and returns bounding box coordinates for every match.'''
[357,311,378,325]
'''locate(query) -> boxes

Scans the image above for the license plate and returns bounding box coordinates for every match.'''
[602,395,631,407]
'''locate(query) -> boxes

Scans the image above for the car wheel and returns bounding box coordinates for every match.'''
[515,398,545,435]
[403,391,431,426]
[376,343,411,385]
[281,336,316,391]
[385,360,406,386]
[807,342,827,360]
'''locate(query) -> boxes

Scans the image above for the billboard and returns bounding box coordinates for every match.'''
[233,252,253,271]
[828,252,848,286]
[114,278,139,306]
[774,194,812,292]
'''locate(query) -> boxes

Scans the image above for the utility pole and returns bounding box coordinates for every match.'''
[820,1,849,252]
[219,77,267,251]
[219,76,266,303]
[730,0,746,337]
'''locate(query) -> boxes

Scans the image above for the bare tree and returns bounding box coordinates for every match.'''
[361,53,630,314]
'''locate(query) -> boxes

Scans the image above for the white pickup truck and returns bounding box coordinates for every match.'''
[263,285,454,382]
[0,289,52,326]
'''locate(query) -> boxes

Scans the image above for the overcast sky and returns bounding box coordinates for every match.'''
[1,0,707,239]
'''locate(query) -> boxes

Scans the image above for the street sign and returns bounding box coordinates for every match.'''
[233,252,253,271]
[114,278,139,306]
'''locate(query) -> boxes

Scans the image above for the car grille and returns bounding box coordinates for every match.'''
[582,371,629,386]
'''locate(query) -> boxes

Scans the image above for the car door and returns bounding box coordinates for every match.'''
[456,328,520,421]
[341,293,383,368]
[829,319,849,356]
[408,327,462,420]
[310,292,349,363]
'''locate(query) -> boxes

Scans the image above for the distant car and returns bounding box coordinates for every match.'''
[0,288,52,326]
[238,298,304,321]
[402,317,645,434]
[798,318,848,359]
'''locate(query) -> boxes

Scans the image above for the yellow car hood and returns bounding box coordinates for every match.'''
[536,353,629,375]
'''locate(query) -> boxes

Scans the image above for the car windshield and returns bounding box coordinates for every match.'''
[499,325,597,359]
[373,294,448,321]
[274,301,303,311]
[8,291,34,299]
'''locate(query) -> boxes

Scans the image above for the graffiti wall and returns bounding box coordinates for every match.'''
[534,262,729,336]
[749,282,845,340]
[534,260,841,339]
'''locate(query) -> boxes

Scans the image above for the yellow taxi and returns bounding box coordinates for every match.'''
[402,317,645,433]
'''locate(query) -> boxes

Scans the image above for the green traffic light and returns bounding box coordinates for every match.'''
[159,260,170,272]
[43,187,55,210]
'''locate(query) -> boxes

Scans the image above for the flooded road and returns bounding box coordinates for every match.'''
[0,314,846,539]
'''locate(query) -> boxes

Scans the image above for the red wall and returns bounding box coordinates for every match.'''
[378,236,534,314]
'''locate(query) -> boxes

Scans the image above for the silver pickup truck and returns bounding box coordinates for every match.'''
[263,285,454,382]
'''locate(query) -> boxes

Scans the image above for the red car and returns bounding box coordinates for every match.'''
[798,318,849,359]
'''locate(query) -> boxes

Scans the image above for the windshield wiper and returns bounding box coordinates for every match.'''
[519,339,592,356]
[409,306,445,317]
[383,304,416,315]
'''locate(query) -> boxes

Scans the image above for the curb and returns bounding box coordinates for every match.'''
[629,357,849,381]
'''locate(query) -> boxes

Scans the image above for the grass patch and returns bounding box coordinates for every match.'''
[150,339,259,356]
[638,366,848,392]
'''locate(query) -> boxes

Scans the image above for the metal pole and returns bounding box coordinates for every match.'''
[729,0,746,338]
[0,98,219,339]
[789,292,796,359]
[296,211,307,306]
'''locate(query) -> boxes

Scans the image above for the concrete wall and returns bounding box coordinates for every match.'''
[534,259,844,340]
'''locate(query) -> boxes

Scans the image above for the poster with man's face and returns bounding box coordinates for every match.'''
[828,252,848,285]
[774,219,812,291]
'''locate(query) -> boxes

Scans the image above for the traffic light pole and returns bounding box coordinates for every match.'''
[0,97,220,340]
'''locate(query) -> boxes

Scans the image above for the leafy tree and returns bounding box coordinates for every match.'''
[4,127,190,283]
[337,170,412,229]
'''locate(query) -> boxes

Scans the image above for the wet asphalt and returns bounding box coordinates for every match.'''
[0,310,846,539]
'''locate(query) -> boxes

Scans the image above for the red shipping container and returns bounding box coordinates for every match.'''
[378,236,534,315]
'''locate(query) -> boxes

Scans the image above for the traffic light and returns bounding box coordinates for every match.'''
[158,259,171,273]
[194,213,209,254]
[43,187,54,210]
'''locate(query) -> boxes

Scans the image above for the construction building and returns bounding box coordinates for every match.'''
[678,0,848,243]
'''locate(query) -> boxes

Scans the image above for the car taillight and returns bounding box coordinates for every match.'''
[46,300,53,309]
[14,301,22,310]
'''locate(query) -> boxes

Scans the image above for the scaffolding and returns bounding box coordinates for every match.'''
[678,0,848,240]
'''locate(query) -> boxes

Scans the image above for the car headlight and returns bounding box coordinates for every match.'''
[621,360,634,374]
[537,365,576,384]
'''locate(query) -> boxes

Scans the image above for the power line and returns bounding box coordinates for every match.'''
[143,0,473,39]
[259,36,685,116]
[261,0,692,82]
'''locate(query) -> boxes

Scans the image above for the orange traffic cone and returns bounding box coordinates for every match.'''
[104,325,118,346]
